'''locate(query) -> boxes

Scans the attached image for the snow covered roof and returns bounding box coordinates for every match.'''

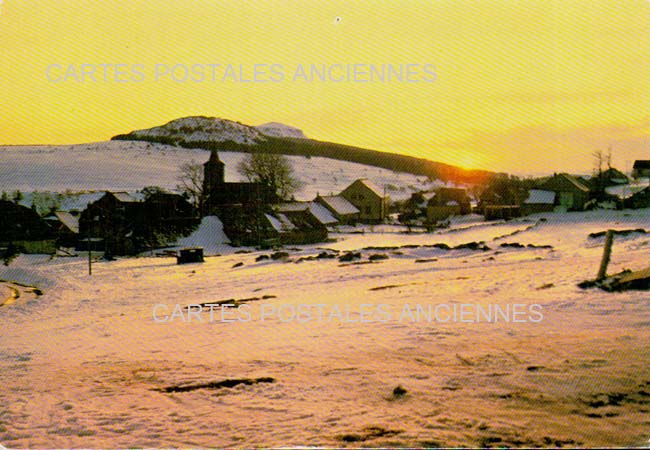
[265,213,297,232]
[524,189,556,205]
[265,214,283,232]
[278,201,338,225]
[306,202,338,225]
[278,202,310,212]
[605,182,650,200]
[562,174,590,192]
[357,178,386,198]
[446,200,459,206]
[58,192,105,212]
[277,213,297,231]
[53,211,79,233]
[112,192,140,203]
[319,195,360,215]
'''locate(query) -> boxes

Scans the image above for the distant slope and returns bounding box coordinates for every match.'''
[113,116,493,184]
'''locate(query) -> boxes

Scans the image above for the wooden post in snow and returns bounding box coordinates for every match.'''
[596,230,614,281]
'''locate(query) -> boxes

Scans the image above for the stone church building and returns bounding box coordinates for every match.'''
[202,150,275,215]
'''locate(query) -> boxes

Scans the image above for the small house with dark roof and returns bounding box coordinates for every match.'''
[275,202,335,244]
[78,190,197,255]
[0,200,56,254]
[521,189,556,215]
[314,195,360,225]
[339,178,389,223]
[632,160,650,179]
[44,211,79,248]
[538,173,590,211]
[142,191,197,234]
[605,181,650,209]
[79,191,144,255]
[426,187,472,223]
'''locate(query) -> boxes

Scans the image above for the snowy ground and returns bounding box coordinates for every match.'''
[0,141,435,202]
[0,209,649,447]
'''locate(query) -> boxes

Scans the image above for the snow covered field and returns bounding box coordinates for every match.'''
[0,141,434,202]
[1,209,649,447]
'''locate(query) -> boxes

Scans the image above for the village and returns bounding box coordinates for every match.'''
[1,150,649,262]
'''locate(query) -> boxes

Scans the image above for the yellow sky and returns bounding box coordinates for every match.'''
[1,0,649,174]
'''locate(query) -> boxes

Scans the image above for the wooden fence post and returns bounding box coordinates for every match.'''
[596,229,614,281]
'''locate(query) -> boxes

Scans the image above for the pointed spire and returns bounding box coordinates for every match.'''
[206,149,222,165]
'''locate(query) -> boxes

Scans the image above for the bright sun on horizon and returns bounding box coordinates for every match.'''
[1,1,650,176]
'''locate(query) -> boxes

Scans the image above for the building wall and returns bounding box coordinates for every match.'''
[0,239,57,254]
[427,205,461,223]
[484,205,521,221]
[632,168,650,179]
[521,203,555,216]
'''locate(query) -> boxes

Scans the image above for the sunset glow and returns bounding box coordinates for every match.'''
[1,1,649,174]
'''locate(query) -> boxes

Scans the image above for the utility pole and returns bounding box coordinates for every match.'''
[596,230,614,281]
[87,215,98,275]
[87,223,92,276]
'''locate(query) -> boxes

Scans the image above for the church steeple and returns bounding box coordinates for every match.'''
[203,149,225,187]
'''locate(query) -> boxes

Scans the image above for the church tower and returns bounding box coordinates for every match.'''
[202,149,225,214]
[203,149,225,189]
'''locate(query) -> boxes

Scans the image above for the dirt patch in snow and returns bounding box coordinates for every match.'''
[155,376,275,393]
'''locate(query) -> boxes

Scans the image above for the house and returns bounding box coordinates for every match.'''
[625,186,650,209]
[399,191,435,225]
[0,200,56,254]
[79,192,144,255]
[142,191,198,235]
[430,188,472,214]
[521,189,555,216]
[586,168,630,197]
[278,202,338,227]
[275,202,336,244]
[426,187,471,223]
[44,211,79,248]
[599,168,629,186]
[314,195,360,225]
[263,212,315,246]
[202,150,275,215]
[538,173,590,211]
[79,190,200,255]
[339,178,389,223]
[605,182,650,209]
[632,160,650,179]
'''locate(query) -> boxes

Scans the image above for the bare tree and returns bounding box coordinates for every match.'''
[176,161,203,210]
[606,146,613,171]
[592,150,604,177]
[237,152,301,201]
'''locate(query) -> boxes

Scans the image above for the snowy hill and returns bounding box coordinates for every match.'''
[112,116,494,185]
[0,141,438,204]
[256,122,307,139]
[122,116,265,145]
